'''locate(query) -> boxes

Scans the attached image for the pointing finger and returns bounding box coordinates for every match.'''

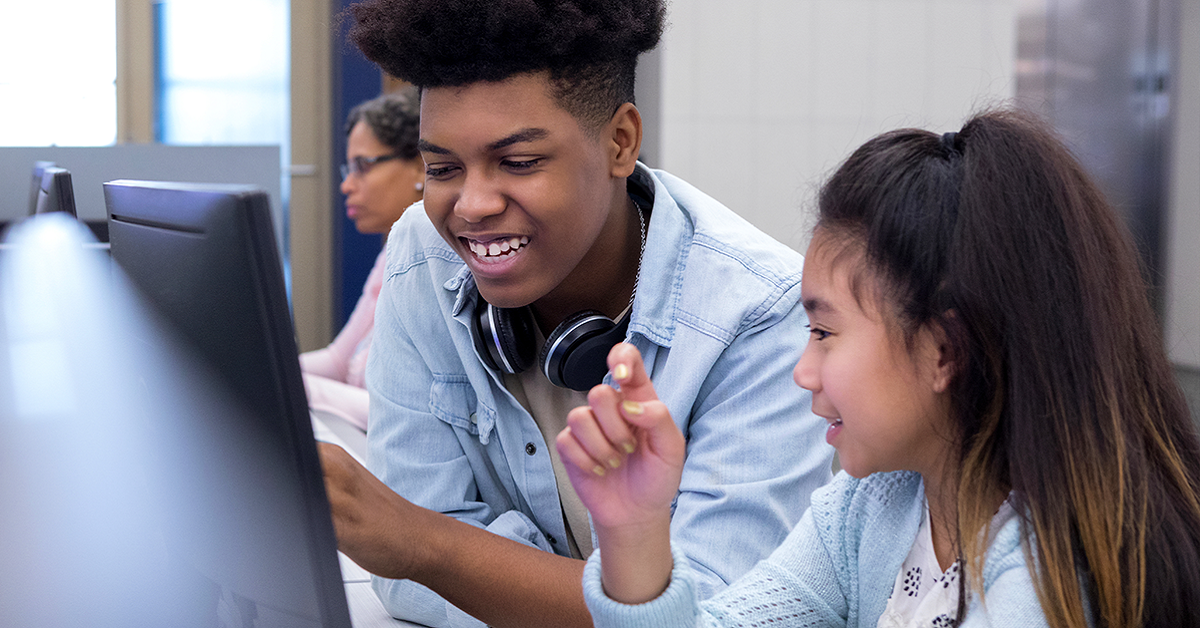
[607,343,658,403]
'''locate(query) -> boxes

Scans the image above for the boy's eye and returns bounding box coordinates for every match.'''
[425,164,457,178]
[502,158,541,171]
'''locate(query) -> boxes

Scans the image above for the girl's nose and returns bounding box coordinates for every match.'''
[793,344,820,392]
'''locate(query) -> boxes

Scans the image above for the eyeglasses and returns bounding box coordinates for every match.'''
[340,153,401,179]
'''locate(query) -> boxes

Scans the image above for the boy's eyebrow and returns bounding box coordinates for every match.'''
[417,128,550,156]
[487,127,549,151]
[417,139,450,155]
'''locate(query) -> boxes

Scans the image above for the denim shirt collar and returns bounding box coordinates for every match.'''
[447,270,474,317]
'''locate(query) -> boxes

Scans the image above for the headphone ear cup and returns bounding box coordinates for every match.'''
[472,303,537,374]
[540,310,630,391]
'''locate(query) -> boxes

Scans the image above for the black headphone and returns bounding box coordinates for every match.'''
[471,301,632,391]
[470,173,652,392]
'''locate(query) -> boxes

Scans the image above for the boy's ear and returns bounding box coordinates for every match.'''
[607,102,642,178]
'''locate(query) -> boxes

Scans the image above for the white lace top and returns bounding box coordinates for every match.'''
[876,498,1016,628]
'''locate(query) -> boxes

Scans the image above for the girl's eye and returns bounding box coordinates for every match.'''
[805,324,831,341]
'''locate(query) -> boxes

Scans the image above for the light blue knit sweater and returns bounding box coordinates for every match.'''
[584,471,1057,628]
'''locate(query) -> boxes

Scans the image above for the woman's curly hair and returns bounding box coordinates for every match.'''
[345,85,421,160]
[346,0,666,129]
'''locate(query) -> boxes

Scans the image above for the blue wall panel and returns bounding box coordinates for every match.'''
[333,0,384,332]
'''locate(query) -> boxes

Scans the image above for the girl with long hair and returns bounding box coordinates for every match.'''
[557,108,1200,627]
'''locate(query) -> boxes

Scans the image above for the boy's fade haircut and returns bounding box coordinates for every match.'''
[347,0,666,132]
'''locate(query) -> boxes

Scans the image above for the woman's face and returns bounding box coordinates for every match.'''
[340,120,425,235]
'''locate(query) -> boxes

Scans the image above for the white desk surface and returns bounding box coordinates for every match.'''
[312,411,427,628]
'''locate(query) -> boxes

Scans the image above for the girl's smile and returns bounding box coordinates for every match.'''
[824,417,844,445]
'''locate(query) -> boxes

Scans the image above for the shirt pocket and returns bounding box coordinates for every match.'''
[429,374,498,445]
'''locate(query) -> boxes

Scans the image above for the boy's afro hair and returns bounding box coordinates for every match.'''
[347,0,666,88]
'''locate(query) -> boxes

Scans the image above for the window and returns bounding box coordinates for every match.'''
[0,0,117,146]
[156,0,289,148]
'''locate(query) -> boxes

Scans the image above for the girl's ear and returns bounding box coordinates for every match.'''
[924,316,957,394]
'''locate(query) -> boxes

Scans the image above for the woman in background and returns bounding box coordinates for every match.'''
[301,85,423,431]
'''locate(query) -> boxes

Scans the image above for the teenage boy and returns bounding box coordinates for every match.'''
[318,1,832,627]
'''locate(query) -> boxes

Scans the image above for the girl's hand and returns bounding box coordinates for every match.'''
[556,343,683,603]
[556,343,684,528]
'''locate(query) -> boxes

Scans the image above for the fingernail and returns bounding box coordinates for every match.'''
[608,457,621,469]
[613,363,629,380]
[592,465,607,477]
[622,400,644,415]
[622,441,636,454]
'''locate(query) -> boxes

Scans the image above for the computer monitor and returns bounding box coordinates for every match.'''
[27,160,55,215]
[104,180,351,628]
[34,167,77,217]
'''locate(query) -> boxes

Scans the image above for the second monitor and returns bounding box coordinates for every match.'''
[33,166,76,217]
[105,179,352,628]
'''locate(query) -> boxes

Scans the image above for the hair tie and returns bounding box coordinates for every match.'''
[941,131,960,155]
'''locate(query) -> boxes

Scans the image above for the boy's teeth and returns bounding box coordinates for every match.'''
[472,237,529,258]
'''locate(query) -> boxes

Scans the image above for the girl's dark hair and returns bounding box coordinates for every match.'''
[817,108,1200,628]
[346,0,666,131]
[345,85,421,161]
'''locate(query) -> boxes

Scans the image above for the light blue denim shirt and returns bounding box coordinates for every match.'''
[364,163,833,627]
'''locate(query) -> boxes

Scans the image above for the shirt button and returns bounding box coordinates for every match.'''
[525,442,537,456]
[469,412,477,424]
[547,535,558,545]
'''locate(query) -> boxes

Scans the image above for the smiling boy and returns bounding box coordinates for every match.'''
[316,1,832,627]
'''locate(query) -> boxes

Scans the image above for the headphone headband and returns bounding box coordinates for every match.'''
[487,306,520,374]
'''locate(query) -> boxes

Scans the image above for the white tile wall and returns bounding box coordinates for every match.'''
[752,2,817,122]
[1165,0,1200,369]
[656,0,1018,252]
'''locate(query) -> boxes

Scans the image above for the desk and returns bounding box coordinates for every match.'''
[0,218,108,242]
[312,411,427,628]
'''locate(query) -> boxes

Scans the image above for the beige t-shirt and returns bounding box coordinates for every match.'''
[501,326,593,559]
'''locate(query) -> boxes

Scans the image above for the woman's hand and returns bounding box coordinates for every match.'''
[555,343,684,603]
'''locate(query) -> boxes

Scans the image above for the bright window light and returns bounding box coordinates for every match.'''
[0,1,117,146]
[158,0,289,148]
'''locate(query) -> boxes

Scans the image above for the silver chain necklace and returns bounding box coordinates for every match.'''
[628,197,647,310]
